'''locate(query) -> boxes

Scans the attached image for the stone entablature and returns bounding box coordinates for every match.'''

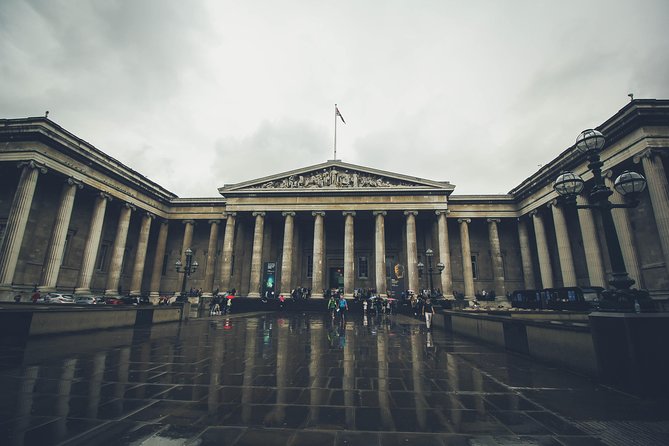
[258,166,415,189]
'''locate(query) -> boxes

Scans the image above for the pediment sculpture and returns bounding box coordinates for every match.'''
[258,167,414,189]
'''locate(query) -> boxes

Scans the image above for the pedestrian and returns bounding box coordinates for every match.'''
[279,294,286,310]
[337,295,348,321]
[14,292,22,303]
[225,295,233,314]
[327,295,337,318]
[32,290,40,303]
[423,298,435,330]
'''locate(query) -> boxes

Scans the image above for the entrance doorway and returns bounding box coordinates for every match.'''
[329,267,344,291]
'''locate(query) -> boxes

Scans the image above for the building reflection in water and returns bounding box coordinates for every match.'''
[2,311,485,443]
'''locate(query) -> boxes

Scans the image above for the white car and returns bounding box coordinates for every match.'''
[74,296,101,305]
[37,293,75,304]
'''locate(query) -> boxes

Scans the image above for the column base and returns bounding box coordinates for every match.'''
[129,290,141,296]
[311,293,324,299]
[0,284,15,302]
[38,286,57,294]
[149,291,160,298]
[201,292,213,298]
[247,292,260,298]
[74,288,92,296]
[104,289,120,297]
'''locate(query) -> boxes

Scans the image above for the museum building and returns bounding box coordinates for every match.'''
[0,99,668,303]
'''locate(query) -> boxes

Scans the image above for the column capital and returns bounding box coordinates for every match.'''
[282,211,296,217]
[123,203,136,211]
[158,218,169,226]
[372,210,387,216]
[435,209,450,216]
[342,211,356,217]
[633,148,665,164]
[486,218,501,223]
[208,219,221,225]
[529,209,540,218]
[98,192,113,202]
[403,210,418,217]
[312,211,326,217]
[144,212,156,220]
[66,178,84,189]
[17,160,48,174]
[457,218,471,224]
[182,219,195,225]
[252,211,266,217]
[224,212,237,218]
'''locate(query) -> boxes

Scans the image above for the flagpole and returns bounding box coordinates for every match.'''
[333,103,337,160]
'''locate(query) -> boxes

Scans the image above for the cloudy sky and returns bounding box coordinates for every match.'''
[1,1,668,197]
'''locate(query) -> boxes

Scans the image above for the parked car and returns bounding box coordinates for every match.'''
[74,296,105,305]
[105,297,124,305]
[37,293,75,304]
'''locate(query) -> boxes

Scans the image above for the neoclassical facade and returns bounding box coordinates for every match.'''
[1,100,668,302]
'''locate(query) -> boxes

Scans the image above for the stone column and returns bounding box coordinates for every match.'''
[458,218,475,299]
[129,212,154,296]
[404,211,419,293]
[218,213,236,292]
[75,193,111,295]
[517,217,536,290]
[530,209,553,288]
[39,178,83,292]
[0,161,47,295]
[636,150,669,277]
[577,195,607,287]
[280,211,295,296]
[604,173,643,286]
[486,218,506,298]
[177,220,195,297]
[343,211,356,297]
[202,220,220,298]
[373,211,387,295]
[550,201,577,287]
[248,212,265,298]
[104,203,135,296]
[149,220,169,299]
[436,210,453,298]
[311,211,326,298]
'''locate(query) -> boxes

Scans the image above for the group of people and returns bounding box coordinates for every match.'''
[209,291,235,315]
[327,291,349,321]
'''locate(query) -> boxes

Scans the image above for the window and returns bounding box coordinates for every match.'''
[61,230,76,266]
[471,255,478,280]
[358,256,369,279]
[385,256,395,278]
[231,254,235,276]
[0,220,7,249]
[306,255,313,278]
[161,253,169,276]
[96,244,109,272]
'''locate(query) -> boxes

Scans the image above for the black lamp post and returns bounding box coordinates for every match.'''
[553,129,648,309]
[417,248,446,297]
[175,248,199,300]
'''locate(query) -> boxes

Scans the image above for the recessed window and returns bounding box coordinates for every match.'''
[306,255,313,278]
[96,244,109,272]
[471,254,478,280]
[358,256,369,279]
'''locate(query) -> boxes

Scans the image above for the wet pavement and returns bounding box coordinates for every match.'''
[1,311,668,446]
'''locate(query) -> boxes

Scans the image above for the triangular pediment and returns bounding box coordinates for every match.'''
[219,160,454,195]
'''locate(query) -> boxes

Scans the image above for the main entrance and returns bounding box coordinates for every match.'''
[328,267,344,290]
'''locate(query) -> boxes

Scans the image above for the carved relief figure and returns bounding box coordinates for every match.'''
[258,167,413,189]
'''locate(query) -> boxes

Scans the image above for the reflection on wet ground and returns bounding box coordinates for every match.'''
[1,311,668,445]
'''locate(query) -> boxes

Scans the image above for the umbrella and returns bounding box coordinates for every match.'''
[225,294,235,299]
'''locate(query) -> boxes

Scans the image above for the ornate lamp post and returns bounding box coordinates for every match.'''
[553,129,648,309]
[175,248,199,300]
[417,248,446,297]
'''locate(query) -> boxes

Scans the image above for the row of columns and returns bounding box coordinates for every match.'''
[520,149,669,290]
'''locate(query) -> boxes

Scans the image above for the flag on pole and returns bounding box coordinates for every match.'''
[335,105,346,124]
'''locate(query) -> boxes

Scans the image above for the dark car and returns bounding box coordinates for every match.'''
[105,297,124,305]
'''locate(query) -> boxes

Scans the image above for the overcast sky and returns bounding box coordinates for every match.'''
[1,0,668,197]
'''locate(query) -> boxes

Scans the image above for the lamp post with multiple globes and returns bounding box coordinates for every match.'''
[175,248,199,300]
[553,129,650,310]
[417,248,446,297]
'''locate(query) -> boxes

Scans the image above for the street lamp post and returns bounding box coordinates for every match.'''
[175,248,199,300]
[553,129,649,310]
[417,248,446,297]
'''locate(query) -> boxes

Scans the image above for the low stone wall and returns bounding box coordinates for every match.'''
[438,310,595,377]
[0,306,184,338]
